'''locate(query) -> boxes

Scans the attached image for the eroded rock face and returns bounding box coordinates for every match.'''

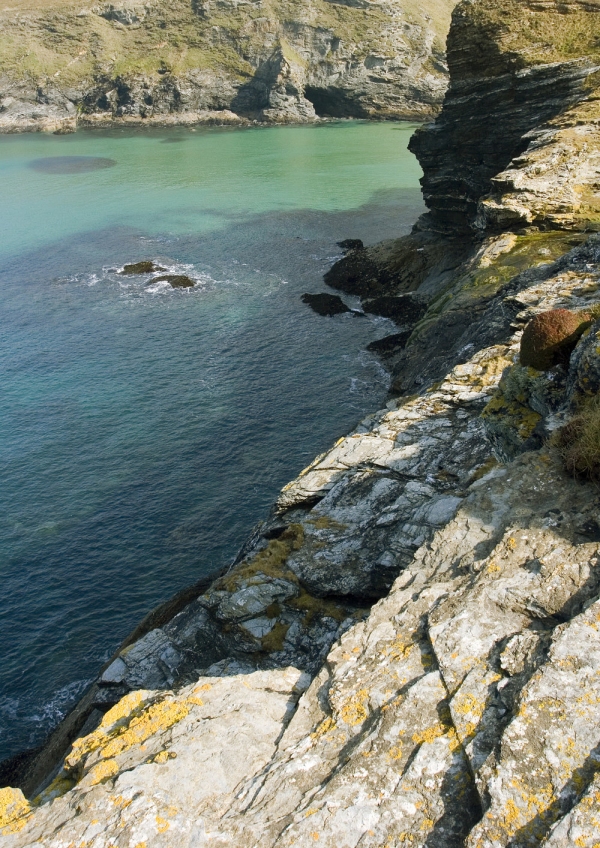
[0,0,455,132]
[410,0,600,233]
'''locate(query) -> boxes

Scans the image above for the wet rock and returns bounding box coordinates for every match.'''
[323,248,388,298]
[362,294,426,324]
[337,239,363,253]
[366,331,411,358]
[151,274,195,288]
[301,293,351,316]
[120,261,165,275]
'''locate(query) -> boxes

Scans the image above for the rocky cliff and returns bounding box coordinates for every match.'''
[3,0,600,845]
[0,0,455,132]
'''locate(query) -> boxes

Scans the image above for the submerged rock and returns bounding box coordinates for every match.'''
[151,275,195,288]
[28,156,116,173]
[301,293,350,316]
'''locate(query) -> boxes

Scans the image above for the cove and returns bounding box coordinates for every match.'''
[0,121,424,762]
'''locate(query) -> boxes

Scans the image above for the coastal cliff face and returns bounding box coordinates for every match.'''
[4,0,600,845]
[411,0,600,233]
[0,0,454,132]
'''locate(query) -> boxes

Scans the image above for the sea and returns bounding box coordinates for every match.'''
[0,120,424,761]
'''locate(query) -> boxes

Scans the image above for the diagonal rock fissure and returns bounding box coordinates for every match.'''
[419,615,485,844]
[507,743,600,848]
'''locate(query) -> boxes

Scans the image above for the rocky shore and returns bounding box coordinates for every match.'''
[0,0,455,132]
[3,0,600,845]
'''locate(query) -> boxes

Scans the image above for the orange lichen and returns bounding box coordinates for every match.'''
[311,716,336,739]
[412,724,445,745]
[340,689,369,727]
[101,700,189,759]
[0,787,32,835]
[87,758,119,786]
[156,815,170,833]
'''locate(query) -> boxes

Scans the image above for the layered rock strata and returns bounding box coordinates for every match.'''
[4,0,600,846]
[0,0,455,132]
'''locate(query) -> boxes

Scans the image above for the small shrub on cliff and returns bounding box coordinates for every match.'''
[555,395,600,481]
[520,309,591,371]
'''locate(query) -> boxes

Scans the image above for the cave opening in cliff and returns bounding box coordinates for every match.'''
[304,86,370,119]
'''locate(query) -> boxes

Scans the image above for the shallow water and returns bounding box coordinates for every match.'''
[0,121,424,761]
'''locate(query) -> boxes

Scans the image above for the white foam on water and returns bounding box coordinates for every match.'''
[0,678,92,752]
[25,678,91,732]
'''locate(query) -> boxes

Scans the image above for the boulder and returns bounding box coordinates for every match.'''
[519,308,590,371]
[337,239,364,253]
[323,249,387,298]
[567,319,600,401]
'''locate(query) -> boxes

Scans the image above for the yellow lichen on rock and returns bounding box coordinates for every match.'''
[339,689,370,727]
[100,690,147,730]
[101,699,189,759]
[66,690,150,769]
[311,716,336,739]
[0,787,32,834]
[412,723,446,746]
[86,758,119,787]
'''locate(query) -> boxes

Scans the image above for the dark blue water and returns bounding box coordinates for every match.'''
[0,121,424,760]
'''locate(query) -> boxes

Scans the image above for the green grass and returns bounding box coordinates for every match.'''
[0,0,455,92]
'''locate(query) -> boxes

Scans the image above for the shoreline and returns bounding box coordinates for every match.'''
[0,110,430,136]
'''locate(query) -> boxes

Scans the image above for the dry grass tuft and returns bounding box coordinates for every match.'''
[554,395,600,481]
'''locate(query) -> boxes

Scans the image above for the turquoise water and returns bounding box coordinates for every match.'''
[0,121,424,761]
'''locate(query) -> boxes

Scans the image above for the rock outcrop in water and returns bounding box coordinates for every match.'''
[0,0,455,132]
[4,1,600,845]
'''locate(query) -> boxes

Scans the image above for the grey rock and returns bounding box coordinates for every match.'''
[567,319,600,404]
[216,579,298,620]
